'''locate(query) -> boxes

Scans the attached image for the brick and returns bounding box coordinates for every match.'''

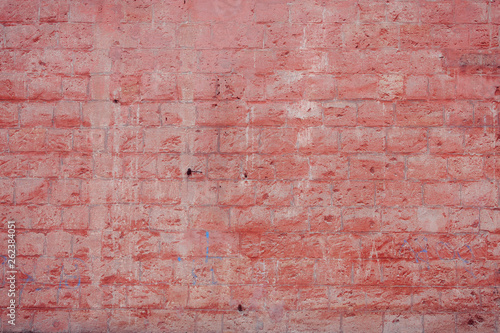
[338,74,379,99]
[340,128,385,153]
[46,230,72,256]
[32,310,70,333]
[293,181,331,207]
[0,73,27,100]
[462,181,498,207]
[16,178,49,204]
[46,129,72,151]
[218,181,255,206]
[255,181,293,206]
[69,310,108,333]
[177,23,211,48]
[5,24,58,48]
[73,230,101,259]
[108,128,143,153]
[429,73,456,99]
[17,231,45,256]
[405,75,429,99]
[274,155,309,180]
[265,23,304,48]
[53,101,80,127]
[448,208,480,233]
[424,182,461,206]
[448,156,484,180]
[474,102,498,127]
[0,102,19,127]
[140,73,177,101]
[343,207,381,232]
[250,102,287,126]
[464,128,497,154]
[260,128,298,154]
[315,259,350,285]
[387,127,427,153]
[323,101,357,127]
[480,209,500,233]
[429,128,464,154]
[288,100,323,126]
[230,206,271,232]
[143,128,185,153]
[424,314,456,333]
[189,206,230,231]
[343,313,383,333]
[350,155,404,180]
[384,314,423,333]
[220,127,259,153]
[395,101,444,126]
[50,179,82,205]
[161,102,196,126]
[196,101,249,126]
[62,205,89,230]
[358,1,385,22]
[123,154,157,179]
[309,207,341,232]
[59,23,94,48]
[310,155,349,180]
[108,309,148,332]
[332,181,375,206]
[297,127,338,153]
[358,101,394,127]
[255,1,288,23]
[139,180,181,204]
[273,207,309,232]
[387,2,419,22]
[305,24,343,49]
[81,101,115,127]
[20,102,54,127]
[266,71,305,100]
[289,311,340,332]
[324,1,358,23]
[376,181,422,206]
[457,75,500,100]
[343,23,399,49]
[187,285,230,309]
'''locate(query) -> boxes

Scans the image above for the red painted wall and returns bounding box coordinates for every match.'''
[0,0,499,332]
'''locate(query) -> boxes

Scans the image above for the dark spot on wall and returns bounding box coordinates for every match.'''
[186,168,192,176]
[113,99,119,104]
[237,304,243,311]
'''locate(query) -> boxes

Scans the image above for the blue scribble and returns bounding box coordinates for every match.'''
[191,260,198,285]
[206,231,209,263]
[18,273,34,306]
[436,242,455,261]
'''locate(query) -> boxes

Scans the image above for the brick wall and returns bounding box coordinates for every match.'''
[0,0,499,332]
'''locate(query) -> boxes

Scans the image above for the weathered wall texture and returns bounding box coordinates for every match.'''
[0,0,499,332]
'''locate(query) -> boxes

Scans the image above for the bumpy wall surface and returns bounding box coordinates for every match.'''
[0,0,499,332]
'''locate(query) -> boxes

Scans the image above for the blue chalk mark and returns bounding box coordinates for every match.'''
[18,273,34,306]
[399,238,430,269]
[206,231,210,263]
[436,241,455,261]
[178,257,182,262]
[210,267,218,285]
[191,262,198,285]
